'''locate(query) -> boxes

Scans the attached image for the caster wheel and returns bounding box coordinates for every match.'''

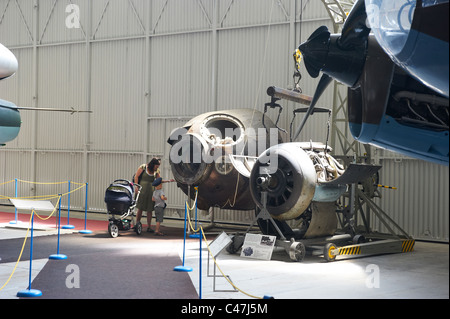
[135,222,142,235]
[108,223,119,238]
[324,243,337,262]
[353,234,365,244]
[289,241,306,262]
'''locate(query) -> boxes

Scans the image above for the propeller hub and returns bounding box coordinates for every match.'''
[299,27,367,88]
[299,0,371,87]
[298,26,330,79]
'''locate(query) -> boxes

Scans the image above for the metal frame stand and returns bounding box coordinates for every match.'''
[205,231,237,293]
[245,192,286,240]
[207,253,237,293]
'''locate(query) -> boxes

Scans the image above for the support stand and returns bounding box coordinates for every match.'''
[49,195,67,260]
[9,179,21,225]
[79,183,92,234]
[207,232,237,293]
[245,192,286,240]
[16,211,42,298]
[199,224,202,299]
[207,254,237,293]
[174,202,193,272]
[9,199,56,298]
[62,181,75,229]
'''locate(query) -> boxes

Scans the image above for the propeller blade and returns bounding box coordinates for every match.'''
[293,74,333,141]
[338,0,370,49]
[308,25,329,41]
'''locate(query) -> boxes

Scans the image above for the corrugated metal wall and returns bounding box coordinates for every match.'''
[373,150,449,242]
[0,0,448,241]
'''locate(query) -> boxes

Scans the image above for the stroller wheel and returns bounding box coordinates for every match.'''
[135,221,142,235]
[108,223,119,238]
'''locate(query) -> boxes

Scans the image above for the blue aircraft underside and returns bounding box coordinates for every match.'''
[350,116,449,165]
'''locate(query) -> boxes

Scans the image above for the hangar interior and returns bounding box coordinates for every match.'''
[0,0,448,267]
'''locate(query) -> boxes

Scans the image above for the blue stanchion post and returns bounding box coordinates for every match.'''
[49,195,67,260]
[17,211,42,298]
[79,182,92,234]
[199,225,202,299]
[62,180,74,229]
[173,202,193,273]
[9,178,19,224]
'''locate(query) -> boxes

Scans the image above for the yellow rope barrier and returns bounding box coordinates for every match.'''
[0,181,85,292]
[185,189,263,299]
[185,189,201,233]
[16,179,68,185]
[33,196,62,221]
[0,182,85,294]
[70,181,87,186]
[185,191,198,212]
[0,181,86,201]
[0,213,32,293]
[199,225,263,299]
[0,194,62,292]
[1,180,264,298]
[0,180,15,187]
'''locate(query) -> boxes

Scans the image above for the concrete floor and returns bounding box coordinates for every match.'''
[0,216,448,299]
[182,235,449,299]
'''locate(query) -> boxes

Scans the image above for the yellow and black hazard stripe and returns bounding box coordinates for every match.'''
[375,184,397,190]
[402,239,415,252]
[338,246,361,256]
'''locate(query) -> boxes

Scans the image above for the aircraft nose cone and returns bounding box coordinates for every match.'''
[298,26,331,79]
[0,43,18,80]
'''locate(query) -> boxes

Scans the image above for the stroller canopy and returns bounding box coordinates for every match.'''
[104,180,135,214]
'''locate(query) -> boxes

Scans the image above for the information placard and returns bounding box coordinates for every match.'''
[240,233,276,260]
[209,231,232,258]
[9,199,55,212]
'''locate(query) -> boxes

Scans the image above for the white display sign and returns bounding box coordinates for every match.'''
[209,231,232,258]
[9,199,55,212]
[240,233,276,260]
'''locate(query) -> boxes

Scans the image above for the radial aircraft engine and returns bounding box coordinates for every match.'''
[167,108,284,211]
[168,108,380,239]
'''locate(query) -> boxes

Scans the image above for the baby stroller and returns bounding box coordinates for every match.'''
[104,179,142,238]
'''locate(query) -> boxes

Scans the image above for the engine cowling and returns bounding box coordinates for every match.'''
[0,100,21,145]
[249,143,317,221]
